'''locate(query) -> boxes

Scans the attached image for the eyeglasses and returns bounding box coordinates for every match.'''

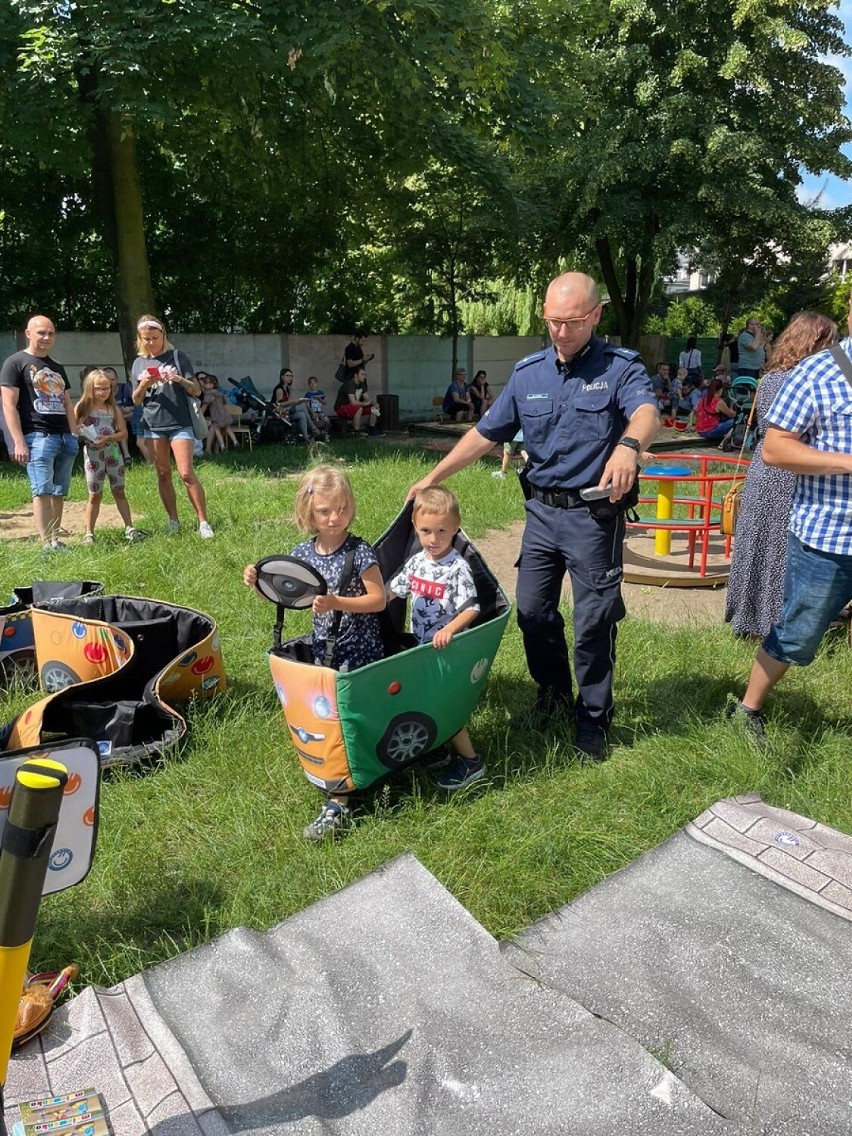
[543,305,599,331]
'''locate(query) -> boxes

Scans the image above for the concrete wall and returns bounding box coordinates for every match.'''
[3,330,597,420]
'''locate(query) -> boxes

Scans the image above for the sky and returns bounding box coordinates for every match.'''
[796,0,852,209]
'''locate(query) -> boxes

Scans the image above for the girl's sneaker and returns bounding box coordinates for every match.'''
[125,527,146,542]
[198,521,214,539]
[303,800,351,841]
[82,533,95,545]
[437,755,485,791]
[166,519,181,534]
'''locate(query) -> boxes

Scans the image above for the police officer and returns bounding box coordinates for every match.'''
[408,272,660,759]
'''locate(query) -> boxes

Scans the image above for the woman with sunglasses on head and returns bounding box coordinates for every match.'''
[130,314,214,538]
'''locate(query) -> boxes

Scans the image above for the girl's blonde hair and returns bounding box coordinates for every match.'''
[292,465,356,533]
[135,313,175,357]
[75,367,119,424]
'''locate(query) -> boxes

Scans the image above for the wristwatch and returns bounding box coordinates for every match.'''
[617,436,641,452]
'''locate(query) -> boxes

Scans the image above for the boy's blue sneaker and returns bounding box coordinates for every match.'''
[437,755,485,791]
[303,800,351,841]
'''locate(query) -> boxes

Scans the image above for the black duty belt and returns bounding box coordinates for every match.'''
[531,486,583,509]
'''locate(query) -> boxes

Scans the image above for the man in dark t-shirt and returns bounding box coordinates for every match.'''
[344,331,375,381]
[0,315,79,549]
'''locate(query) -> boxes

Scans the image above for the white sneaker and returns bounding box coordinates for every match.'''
[198,521,214,539]
[166,519,181,534]
[125,527,146,542]
[83,533,95,545]
[491,470,506,479]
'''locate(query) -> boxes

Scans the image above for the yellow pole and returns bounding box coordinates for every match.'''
[0,758,67,1092]
[655,480,675,556]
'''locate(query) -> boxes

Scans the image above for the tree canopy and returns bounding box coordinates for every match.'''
[1,0,850,358]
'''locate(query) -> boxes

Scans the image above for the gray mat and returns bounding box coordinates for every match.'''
[7,795,851,1134]
[7,855,734,1135]
[504,797,852,1134]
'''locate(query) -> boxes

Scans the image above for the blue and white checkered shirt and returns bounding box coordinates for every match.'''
[765,339,852,555]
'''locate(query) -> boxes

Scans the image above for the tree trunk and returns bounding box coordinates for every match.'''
[595,236,629,340]
[107,114,155,372]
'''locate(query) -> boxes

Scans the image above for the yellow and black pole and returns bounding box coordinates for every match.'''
[0,758,67,1131]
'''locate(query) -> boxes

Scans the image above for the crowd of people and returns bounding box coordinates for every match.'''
[2,289,851,840]
[0,316,389,549]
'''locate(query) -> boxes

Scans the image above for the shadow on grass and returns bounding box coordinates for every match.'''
[36,873,228,982]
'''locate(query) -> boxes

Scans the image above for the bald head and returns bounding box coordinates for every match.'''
[25,315,56,358]
[542,273,602,362]
[544,273,600,313]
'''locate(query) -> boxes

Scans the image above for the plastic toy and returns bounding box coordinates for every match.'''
[0,582,102,680]
[259,503,511,793]
[1,592,225,766]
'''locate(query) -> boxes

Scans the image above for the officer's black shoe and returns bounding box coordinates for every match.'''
[574,722,608,762]
[512,687,573,731]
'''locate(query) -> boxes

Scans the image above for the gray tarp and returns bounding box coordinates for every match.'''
[6,795,852,1134]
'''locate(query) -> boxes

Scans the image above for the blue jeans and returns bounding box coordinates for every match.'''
[763,533,852,665]
[25,431,78,497]
[698,419,734,442]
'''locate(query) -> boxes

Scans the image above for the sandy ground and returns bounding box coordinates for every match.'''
[1,500,123,541]
[471,519,727,628]
[2,423,728,625]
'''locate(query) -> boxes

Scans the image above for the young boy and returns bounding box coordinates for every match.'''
[388,486,485,789]
[491,428,527,478]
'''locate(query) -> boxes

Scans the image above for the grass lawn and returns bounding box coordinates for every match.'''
[1,439,850,988]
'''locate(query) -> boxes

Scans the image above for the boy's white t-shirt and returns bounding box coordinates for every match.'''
[389,548,479,643]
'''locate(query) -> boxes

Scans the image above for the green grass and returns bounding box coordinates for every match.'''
[1,439,850,988]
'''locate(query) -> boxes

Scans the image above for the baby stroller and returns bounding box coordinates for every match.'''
[253,503,511,794]
[228,376,297,446]
[720,375,758,452]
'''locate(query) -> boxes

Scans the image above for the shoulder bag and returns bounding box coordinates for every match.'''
[720,397,757,536]
[173,350,208,440]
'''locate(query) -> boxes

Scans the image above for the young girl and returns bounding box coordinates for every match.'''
[201,376,239,453]
[75,369,145,544]
[243,465,385,839]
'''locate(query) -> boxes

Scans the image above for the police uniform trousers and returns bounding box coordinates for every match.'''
[516,498,627,729]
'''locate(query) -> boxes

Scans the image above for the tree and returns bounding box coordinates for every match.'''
[506,0,852,346]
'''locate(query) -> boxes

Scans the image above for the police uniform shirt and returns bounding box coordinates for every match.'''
[477,338,655,491]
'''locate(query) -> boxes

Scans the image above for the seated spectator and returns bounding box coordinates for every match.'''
[650,363,671,412]
[674,367,702,426]
[303,375,330,441]
[201,375,239,453]
[694,377,735,443]
[467,369,493,419]
[442,368,473,421]
[104,365,134,466]
[334,365,381,436]
[271,367,317,442]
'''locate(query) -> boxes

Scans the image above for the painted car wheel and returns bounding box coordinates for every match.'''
[0,650,37,681]
[376,712,437,768]
[40,661,81,693]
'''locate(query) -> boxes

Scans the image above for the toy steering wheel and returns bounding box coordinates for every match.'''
[254,556,327,609]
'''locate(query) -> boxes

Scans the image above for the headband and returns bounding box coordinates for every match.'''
[137,319,164,332]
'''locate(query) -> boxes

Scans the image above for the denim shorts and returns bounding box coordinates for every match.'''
[147,426,195,442]
[25,431,79,497]
[763,533,852,666]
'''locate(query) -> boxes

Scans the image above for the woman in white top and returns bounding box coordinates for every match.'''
[678,337,703,379]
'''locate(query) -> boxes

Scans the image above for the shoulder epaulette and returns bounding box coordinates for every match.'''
[515,349,548,370]
[603,345,641,361]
